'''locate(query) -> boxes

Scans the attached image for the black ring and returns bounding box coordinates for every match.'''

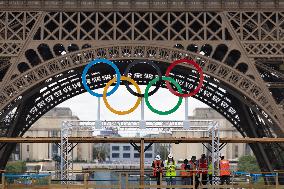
[123,60,162,97]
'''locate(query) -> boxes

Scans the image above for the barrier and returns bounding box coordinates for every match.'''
[0,170,283,189]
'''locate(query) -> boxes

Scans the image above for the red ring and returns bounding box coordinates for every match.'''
[165,59,204,97]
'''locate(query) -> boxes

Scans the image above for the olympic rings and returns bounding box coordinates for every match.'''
[123,60,162,97]
[165,59,204,97]
[81,58,204,115]
[82,59,121,97]
[145,76,183,115]
[103,76,142,115]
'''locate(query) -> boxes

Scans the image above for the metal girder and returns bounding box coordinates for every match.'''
[266,82,284,88]
[0,0,283,11]
[144,143,153,152]
[130,142,140,153]
[219,143,227,151]
[240,103,273,172]
[0,137,283,143]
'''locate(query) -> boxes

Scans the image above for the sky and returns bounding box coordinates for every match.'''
[57,85,209,121]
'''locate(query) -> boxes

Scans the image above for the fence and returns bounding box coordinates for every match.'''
[0,170,283,189]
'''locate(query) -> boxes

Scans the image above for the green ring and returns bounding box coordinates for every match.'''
[144,76,183,115]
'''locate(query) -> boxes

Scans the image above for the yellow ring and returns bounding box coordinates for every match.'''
[103,76,142,115]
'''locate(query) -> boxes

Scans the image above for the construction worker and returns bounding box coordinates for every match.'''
[180,159,191,186]
[189,156,197,188]
[197,154,208,188]
[207,156,213,185]
[165,154,176,189]
[152,155,164,189]
[220,156,230,185]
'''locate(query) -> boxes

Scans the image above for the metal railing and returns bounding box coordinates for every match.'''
[1,169,283,189]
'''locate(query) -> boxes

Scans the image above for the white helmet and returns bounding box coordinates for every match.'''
[155,155,161,160]
[168,153,173,159]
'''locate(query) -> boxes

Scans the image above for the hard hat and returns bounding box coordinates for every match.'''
[155,155,161,160]
[168,153,173,158]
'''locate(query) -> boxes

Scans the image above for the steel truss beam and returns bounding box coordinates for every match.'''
[0,137,283,144]
[0,1,284,11]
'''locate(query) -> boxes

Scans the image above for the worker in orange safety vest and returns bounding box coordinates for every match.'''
[152,155,164,189]
[219,156,230,185]
[197,154,208,189]
[189,156,197,188]
[180,159,191,186]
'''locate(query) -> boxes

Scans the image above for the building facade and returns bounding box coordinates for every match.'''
[18,107,93,162]
[109,143,154,163]
[172,108,252,162]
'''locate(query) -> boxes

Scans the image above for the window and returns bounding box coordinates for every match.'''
[134,153,140,158]
[245,144,251,155]
[27,145,29,152]
[112,153,120,158]
[145,153,153,158]
[234,145,239,158]
[51,130,58,137]
[123,146,130,151]
[123,153,130,158]
[112,146,120,151]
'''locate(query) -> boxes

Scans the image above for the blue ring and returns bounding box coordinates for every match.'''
[82,59,121,97]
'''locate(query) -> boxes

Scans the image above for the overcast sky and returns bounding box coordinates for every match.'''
[57,85,209,121]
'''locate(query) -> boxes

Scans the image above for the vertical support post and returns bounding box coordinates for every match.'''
[211,127,215,177]
[60,121,66,184]
[140,139,145,186]
[1,173,4,189]
[210,123,220,179]
[248,176,253,189]
[183,97,190,129]
[275,172,279,189]
[48,175,51,189]
[193,173,195,188]
[84,173,88,189]
[118,173,122,189]
[159,172,162,188]
[216,125,220,174]
[60,121,73,184]
[96,97,102,129]
[200,173,203,188]
[140,98,146,129]
[125,173,129,189]
[97,97,100,121]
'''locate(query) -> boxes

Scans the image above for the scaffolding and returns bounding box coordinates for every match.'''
[60,120,220,183]
[60,97,221,183]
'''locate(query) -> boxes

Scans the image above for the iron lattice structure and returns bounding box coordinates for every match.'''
[0,0,283,176]
[60,120,220,182]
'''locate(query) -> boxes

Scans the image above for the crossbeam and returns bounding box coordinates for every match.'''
[0,0,283,11]
[0,137,283,143]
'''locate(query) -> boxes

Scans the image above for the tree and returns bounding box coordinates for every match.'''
[6,161,27,173]
[238,155,260,173]
[155,144,169,160]
[93,144,109,162]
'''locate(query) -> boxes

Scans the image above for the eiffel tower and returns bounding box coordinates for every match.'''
[0,0,283,176]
